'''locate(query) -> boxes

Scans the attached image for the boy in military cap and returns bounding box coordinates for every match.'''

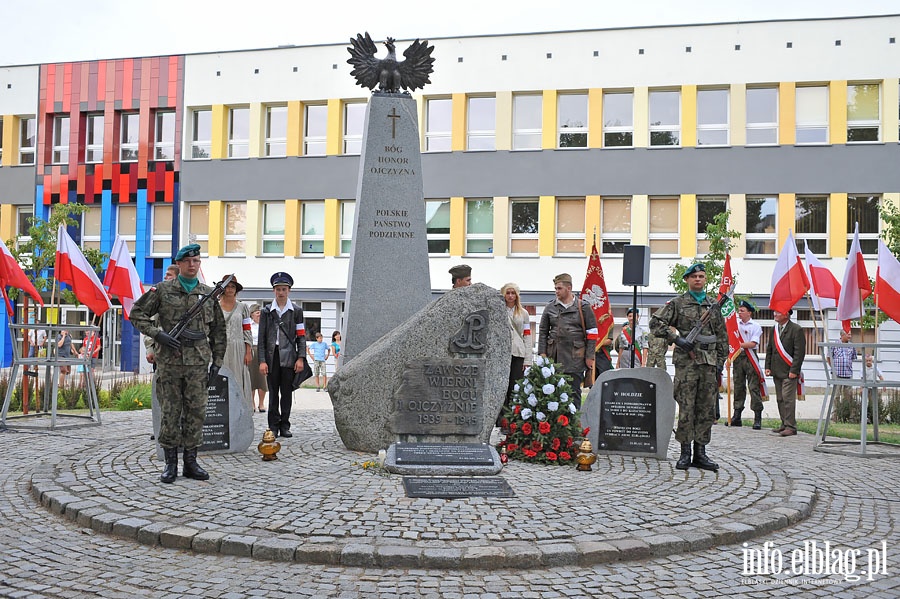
[257,272,307,438]
[732,299,766,429]
[449,264,472,288]
[650,263,728,471]
[131,244,227,483]
[538,273,598,408]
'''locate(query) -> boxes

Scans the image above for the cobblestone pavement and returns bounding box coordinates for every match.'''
[0,407,897,598]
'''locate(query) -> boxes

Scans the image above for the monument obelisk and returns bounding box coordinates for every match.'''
[342,33,436,361]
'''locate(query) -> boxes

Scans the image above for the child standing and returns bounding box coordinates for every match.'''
[307,332,331,391]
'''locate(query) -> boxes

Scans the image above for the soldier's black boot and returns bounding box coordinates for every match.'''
[730,411,743,427]
[182,448,210,481]
[675,443,692,470]
[692,442,719,472]
[160,447,178,484]
[752,411,763,430]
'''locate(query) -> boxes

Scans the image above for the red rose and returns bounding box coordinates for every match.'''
[509,422,517,432]
[514,405,521,414]
[559,451,571,461]
[538,421,551,434]
[500,418,508,428]
[582,427,591,437]
[557,415,569,427]
[531,440,543,451]
[551,437,561,450]
[523,449,537,458]
[506,443,518,453]
[546,451,558,461]
[566,437,574,448]
[521,422,533,435]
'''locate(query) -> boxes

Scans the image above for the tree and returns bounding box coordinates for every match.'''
[879,196,900,257]
[667,210,741,295]
[5,204,107,307]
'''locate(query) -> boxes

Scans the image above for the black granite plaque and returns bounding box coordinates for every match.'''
[200,374,230,451]
[392,359,484,435]
[598,377,656,453]
[395,442,494,466]
[403,476,514,498]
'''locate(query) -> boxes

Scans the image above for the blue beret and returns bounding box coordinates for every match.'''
[682,263,705,279]
[270,272,294,287]
[739,300,756,312]
[174,244,201,261]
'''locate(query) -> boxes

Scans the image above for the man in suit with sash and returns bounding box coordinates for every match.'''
[764,308,805,437]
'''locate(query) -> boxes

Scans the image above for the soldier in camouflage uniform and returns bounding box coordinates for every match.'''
[645,333,670,369]
[650,263,727,471]
[130,244,227,484]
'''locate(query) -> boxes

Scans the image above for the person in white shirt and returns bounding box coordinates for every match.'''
[731,300,765,429]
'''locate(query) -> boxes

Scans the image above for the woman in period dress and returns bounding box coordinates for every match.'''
[218,275,253,413]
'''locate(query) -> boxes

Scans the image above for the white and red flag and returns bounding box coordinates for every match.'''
[580,244,614,351]
[718,254,741,360]
[803,240,841,311]
[0,241,44,316]
[875,239,900,324]
[769,231,810,314]
[55,225,112,316]
[836,222,872,332]
[102,236,145,319]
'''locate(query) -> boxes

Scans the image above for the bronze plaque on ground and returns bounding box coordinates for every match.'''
[394,442,494,466]
[402,476,514,498]
[392,359,484,435]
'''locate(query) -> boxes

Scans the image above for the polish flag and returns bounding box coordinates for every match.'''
[836,222,872,331]
[102,236,145,319]
[803,241,841,311]
[875,239,900,324]
[55,225,112,316]
[718,254,741,360]
[579,243,614,349]
[0,241,45,316]
[769,231,810,314]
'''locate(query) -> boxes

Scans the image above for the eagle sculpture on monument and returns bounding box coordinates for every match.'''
[347,32,435,94]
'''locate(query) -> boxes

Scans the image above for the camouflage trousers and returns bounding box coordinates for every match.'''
[733,355,764,414]
[646,337,668,369]
[673,363,717,445]
[156,365,209,449]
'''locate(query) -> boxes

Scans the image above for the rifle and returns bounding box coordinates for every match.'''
[168,274,233,341]
[682,292,729,361]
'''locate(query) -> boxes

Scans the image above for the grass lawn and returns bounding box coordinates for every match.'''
[728,418,900,445]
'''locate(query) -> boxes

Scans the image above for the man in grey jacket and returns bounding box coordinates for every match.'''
[538,273,598,408]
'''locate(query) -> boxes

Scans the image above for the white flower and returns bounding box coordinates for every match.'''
[541,367,552,378]
[547,401,559,412]
[513,383,520,393]
[569,403,577,414]
[557,377,566,388]
[536,411,546,421]
[549,364,556,375]
[523,367,531,377]
[524,383,533,394]
[527,394,538,407]
[542,383,556,395]
[521,408,533,420]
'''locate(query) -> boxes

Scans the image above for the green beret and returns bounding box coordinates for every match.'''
[682,263,705,279]
[739,299,756,313]
[174,244,201,261]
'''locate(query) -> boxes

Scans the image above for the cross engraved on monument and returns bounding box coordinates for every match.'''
[394,442,495,466]
[449,310,489,354]
[392,358,484,435]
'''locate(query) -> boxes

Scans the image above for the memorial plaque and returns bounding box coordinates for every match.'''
[394,442,494,466]
[403,476,515,498]
[599,377,656,453]
[392,358,484,435]
[201,373,231,451]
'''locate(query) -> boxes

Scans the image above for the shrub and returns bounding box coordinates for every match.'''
[115,382,152,411]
